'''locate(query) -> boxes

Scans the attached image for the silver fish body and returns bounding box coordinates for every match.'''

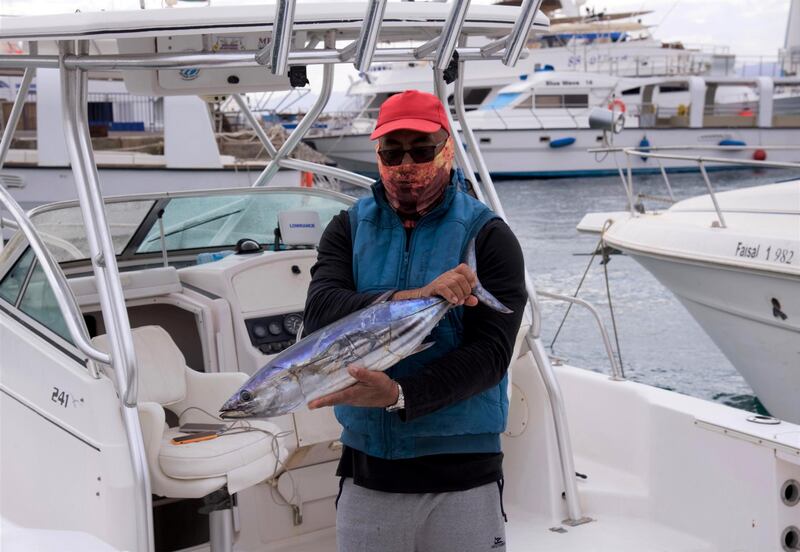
[220,296,450,418]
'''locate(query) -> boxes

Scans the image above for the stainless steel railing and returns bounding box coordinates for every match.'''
[589,145,800,228]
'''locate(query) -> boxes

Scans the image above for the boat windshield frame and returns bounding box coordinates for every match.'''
[24,186,357,268]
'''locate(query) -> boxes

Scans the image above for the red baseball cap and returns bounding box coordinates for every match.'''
[369,90,451,140]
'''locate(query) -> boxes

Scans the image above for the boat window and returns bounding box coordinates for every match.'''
[0,248,35,306]
[534,95,563,108]
[481,92,521,110]
[17,260,71,343]
[514,95,534,109]
[564,94,589,108]
[29,200,156,263]
[135,192,350,254]
[463,87,492,109]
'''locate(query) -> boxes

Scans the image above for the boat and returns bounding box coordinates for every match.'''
[308,70,800,177]
[577,144,800,424]
[1,2,799,551]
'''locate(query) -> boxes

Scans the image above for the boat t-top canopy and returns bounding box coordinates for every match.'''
[0,1,550,96]
[0,2,548,42]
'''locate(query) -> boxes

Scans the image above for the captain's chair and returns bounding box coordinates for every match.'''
[93,325,290,552]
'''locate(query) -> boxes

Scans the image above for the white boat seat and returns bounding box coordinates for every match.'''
[92,325,291,499]
[159,425,276,480]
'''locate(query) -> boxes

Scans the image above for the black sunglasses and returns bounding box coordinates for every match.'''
[377,139,447,166]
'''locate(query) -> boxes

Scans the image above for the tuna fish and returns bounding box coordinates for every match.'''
[219,239,512,419]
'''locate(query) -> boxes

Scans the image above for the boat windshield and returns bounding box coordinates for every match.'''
[28,189,353,263]
[135,192,349,254]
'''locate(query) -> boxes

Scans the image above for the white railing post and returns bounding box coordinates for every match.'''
[452,53,590,527]
[59,40,154,552]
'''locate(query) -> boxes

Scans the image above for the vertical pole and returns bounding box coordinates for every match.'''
[656,158,675,201]
[435,0,471,71]
[0,44,36,169]
[698,160,727,228]
[253,32,336,187]
[452,55,588,526]
[354,0,388,73]
[502,0,543,67]
[432,68,482,201]
[60,40,154,552]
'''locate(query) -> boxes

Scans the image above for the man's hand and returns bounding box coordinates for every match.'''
[393,263,478,306]
[308,366,400,409]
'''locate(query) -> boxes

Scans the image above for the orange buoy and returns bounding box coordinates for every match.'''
[300,171,314,187]
[608,98,626,113]
[753,149,767,161]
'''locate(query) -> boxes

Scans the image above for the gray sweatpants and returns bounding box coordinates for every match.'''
[336,478,507,552]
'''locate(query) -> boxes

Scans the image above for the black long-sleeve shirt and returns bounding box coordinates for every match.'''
[303,210,527,492]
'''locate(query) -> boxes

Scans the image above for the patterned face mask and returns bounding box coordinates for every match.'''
[377,138,454,226]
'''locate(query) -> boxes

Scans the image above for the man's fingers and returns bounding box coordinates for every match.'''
[309,388,351,409]
[453,274,472,298]
[434,282,459,304]
[464,295,478,307]
[348,365,381,384]
[454,264,478,286]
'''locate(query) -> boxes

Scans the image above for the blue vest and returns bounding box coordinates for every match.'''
[335,173,509,459]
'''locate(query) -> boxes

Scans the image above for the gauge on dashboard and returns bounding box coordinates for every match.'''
[283,313,303,335]
[268,322,282,336]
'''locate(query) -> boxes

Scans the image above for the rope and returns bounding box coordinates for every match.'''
[548,234,603,352]
[599,221,625,378]
[548,220,626,379]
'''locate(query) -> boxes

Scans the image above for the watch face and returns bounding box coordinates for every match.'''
[283,313,303,335]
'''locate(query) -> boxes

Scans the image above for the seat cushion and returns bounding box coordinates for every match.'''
[93,325,187,406]
[159,422,282,480]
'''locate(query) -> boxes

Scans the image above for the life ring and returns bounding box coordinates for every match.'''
[608,99,626,113]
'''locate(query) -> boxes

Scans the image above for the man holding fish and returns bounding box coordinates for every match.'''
[304,90,528,552]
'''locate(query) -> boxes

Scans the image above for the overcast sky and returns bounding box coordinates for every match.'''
[581,0,791,58]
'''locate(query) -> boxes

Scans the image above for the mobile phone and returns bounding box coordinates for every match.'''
[171,431,219,445]
[179,422,228,433]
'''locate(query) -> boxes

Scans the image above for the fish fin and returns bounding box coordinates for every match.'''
[370,289,395,305]
[411,341,436,355]
[463,238,514,314]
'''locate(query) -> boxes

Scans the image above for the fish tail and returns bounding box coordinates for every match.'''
[464,238,513,314]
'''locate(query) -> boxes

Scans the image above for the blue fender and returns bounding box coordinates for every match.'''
[549,137,576,148]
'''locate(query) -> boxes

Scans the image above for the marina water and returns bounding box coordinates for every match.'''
[499,167,800,416]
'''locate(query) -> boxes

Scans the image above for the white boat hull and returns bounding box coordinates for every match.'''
[628,252,800,423]
[588,180,800,423]
[306,127,800,178]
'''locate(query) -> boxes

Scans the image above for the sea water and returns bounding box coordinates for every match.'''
[498,167,800,415]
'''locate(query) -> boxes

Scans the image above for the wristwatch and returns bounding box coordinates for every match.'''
[386,383,405,412]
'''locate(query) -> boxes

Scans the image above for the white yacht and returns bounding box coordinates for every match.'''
[1,3,799,552]
[308,70,800,176]
[578,146,800,424]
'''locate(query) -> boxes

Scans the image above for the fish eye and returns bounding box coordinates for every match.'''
[239,390,253,402]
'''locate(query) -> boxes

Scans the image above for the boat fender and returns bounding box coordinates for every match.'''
[719,138,747,148]
[753,149,767,161]
[638,136,651,161]
[549,137,576,148]
[608,99,626,113]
